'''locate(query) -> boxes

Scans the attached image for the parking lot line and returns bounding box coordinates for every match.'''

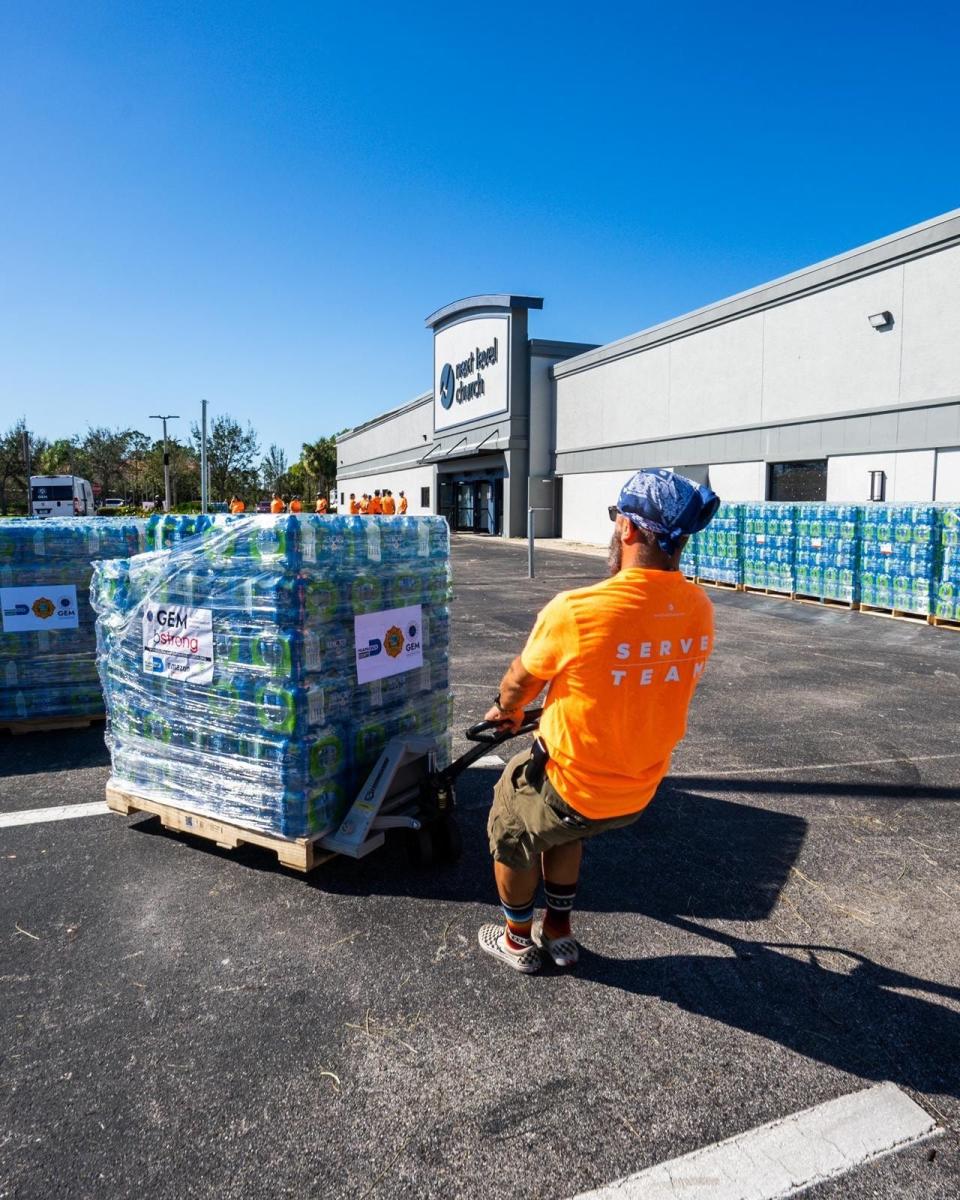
[676,750,960,778]
[0,801,111,828]
[573,1083,938,1200]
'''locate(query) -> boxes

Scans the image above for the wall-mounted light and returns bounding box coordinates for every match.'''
[869,469,887,502]
[868,311,894,330]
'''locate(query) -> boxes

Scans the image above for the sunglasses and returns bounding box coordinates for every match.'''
[608,505,621,522]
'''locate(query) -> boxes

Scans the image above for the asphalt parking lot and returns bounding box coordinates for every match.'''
[2,535,959,1199]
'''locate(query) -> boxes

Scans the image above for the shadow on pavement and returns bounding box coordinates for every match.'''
[0,726,110,778]
[576,918,960,1098]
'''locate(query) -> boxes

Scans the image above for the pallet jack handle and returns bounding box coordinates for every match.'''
[439,707,543,784]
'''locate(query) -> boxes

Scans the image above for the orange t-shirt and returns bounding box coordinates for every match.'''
[315,499,328,514]
[270,499,285,513]
[229,500,245,514]
[382,495,396,515]
[289,500,302,513]
[520,568,714,819]
[368,497,383,514]
[359,499,370,514]
[349,499,361,514]
[398,496,408,514]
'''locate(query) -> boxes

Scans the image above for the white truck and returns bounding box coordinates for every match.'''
[30,475,96,518]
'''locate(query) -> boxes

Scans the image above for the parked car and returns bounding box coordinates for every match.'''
[99,497,126,510]
[256,498,272,513]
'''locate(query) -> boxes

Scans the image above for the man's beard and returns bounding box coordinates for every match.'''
[607,530,622,575]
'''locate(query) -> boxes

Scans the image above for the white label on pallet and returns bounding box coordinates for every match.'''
[354,604,423,684]
[0,584,79,632]
[141,604,214,684]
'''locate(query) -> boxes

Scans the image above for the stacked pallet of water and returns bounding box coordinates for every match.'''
[933,505,960,624]
[689,503,742,585]
[860,504,936,615]
[92,514,452,839]
[0,518,144,723]
[742,503,797,593]
[795,504,861,603]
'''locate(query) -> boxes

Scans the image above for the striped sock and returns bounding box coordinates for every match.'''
[500,897,536,953]
[543,880,577,940]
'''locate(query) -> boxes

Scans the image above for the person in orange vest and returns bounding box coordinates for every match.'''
[349,493,361,515]
[270,492,285,514]
[382,489,396,515]
[315,493,328,514]
[289,495,303,513]
[398,491,408,514]
[359,494,370,514]
[369,490,383,515]
[229,494,245,514]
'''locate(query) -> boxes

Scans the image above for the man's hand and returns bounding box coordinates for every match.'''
[484,703,525,733]
[486,657,547,733]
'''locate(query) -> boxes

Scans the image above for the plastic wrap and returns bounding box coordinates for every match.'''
[795,504,861,603]
[742,503,796,593]
[934,505,960,622]
[92,514,453,839]
[688,503,742,585]
[860,504,936,614]
[0,517,144,721]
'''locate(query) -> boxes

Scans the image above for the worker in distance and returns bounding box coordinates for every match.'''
[479,468,720,973]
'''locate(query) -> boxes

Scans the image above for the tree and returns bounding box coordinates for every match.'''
[38,438,80,476]
[80,426,137,499]
[191,415,260,500]
[301,437,338,498]
[0,419,34,514]
[260,444,289,494]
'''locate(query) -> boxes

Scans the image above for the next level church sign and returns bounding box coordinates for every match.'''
[433,314,510,433]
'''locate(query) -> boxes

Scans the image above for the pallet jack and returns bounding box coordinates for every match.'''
[320,708,542,866]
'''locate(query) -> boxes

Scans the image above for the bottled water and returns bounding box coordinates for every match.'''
[92,514,452,839]
[0,517,144,721]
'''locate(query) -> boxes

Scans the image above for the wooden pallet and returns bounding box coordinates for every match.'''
[1,713,105,737]
[791,593,860,611]
[743,585,793,599]
[858,604,931,626]
[105,783,335,872]
[695,577,742,591]
[929,614,960,632]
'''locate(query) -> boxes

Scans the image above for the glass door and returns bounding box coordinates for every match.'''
[456,482,475,530]
[477,481,495,534]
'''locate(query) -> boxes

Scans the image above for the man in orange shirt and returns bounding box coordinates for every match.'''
[270,493,285,514]
[359,494,370,514]
[348,493,361,515]
[289,496,303,513]
[398,491,408,514]
[315,494,328,514]
[369,490,383,515]
[382,489,396,515]
[229,495,245,514]
[478,469,720,973]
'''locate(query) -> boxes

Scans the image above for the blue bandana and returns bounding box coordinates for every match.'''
[616,468,720,553]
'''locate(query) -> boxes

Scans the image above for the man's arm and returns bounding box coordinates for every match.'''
[484,656,547,731]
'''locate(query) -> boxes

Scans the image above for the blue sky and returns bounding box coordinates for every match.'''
[1,1,958,462]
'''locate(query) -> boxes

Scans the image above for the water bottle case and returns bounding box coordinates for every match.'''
[0,517,145,722]
[91,513,453,839]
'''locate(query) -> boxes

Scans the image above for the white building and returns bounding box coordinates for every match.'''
[338,209,960,542]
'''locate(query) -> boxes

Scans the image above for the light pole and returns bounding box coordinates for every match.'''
[200,399,209,514]
[149,414,179,512]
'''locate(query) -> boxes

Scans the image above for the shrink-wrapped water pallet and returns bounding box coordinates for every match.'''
[0,517,143,722]
[860,504,936,615]
[689,503,742,585]
[742,503,796,593]
[795,504,861,604]
[92,514,452,839]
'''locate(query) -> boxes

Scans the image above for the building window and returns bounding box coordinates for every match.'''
[767,460,827,502]
[421,486,431,508]
[340,492,345,506]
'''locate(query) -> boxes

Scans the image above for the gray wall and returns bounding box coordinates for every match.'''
[553,211,960,474]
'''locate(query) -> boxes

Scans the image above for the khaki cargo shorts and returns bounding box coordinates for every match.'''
[487,747,643,870]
